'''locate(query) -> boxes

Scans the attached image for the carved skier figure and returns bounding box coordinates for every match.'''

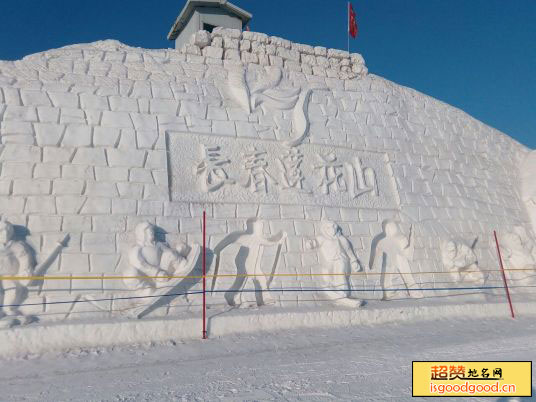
[370,220,424,300]
[0,218,36,327]
[308,221,365,307]
[211,218,286,308]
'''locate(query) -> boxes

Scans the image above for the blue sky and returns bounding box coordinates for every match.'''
[0,0,534,149]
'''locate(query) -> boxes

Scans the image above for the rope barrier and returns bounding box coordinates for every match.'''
[1,284,535,309]
[1,266,535,281]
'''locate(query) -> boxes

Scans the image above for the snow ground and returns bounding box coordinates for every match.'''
[0,315,534,401]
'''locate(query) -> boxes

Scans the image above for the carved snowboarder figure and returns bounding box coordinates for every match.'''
[370,220,424,300]
[211,218,286,308]
[0,219,36,328]
[308,221,365,307]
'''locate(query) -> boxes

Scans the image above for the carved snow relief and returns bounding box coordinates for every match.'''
[84,222,200,319]
[223,66,324,146]
[307,221,364,307]
[521,151,536,233]
[0,219,67,328]
[124,222,197,294]
[370,220,424,300]
[211,218,286,308]
[440,238,486,284]
[196,145,236,193]
[168,132,399,209]
[500,227,536,284]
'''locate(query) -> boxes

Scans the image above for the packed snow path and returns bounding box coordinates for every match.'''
[0,317,534,401]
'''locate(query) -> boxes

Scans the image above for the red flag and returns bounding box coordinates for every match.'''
[348,2,358,38]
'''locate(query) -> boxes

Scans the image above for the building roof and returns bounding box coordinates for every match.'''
[167,0,252,40]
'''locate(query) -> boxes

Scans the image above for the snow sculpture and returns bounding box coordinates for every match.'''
[0,219,35,328]
[224,66,323,146]
[500,228,536,284]
[124,222,197,295]
[211,218,286,308]
[307,220,364,307]
[83,222,199,320]
[175,133,393,208]
[521,151,536,233]
[440,239,486,284]
[370,220,424,299]
[0,219,66,328]
[0,26,531,342]
[512,226,536,262]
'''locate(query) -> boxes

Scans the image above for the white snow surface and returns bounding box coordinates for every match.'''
[0,315,534,401]
[2,295,535,359]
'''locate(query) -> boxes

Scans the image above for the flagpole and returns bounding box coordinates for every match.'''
[347,1,350,53]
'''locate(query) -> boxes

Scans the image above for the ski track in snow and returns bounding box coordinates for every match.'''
[0,317,535,401]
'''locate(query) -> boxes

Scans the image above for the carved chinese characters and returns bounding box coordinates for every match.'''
[277,148,309,192]
[314,154,378,198]
[315,153,347,195]
[196,145,235,192]
[169,132,399,210]
[241,146,278,194]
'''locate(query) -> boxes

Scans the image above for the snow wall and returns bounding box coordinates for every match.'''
[0,28,534,326]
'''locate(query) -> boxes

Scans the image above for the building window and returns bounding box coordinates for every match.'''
[203,23,217,33]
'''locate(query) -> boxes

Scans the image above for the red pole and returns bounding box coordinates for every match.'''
[202,210,207,339]
[494,230,515,319]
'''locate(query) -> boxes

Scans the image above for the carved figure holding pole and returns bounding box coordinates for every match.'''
[211,218,286,308]
[0,219,66,328]
[370,220,424,300]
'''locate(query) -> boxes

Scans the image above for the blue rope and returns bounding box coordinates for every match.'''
[0,284,533,309]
